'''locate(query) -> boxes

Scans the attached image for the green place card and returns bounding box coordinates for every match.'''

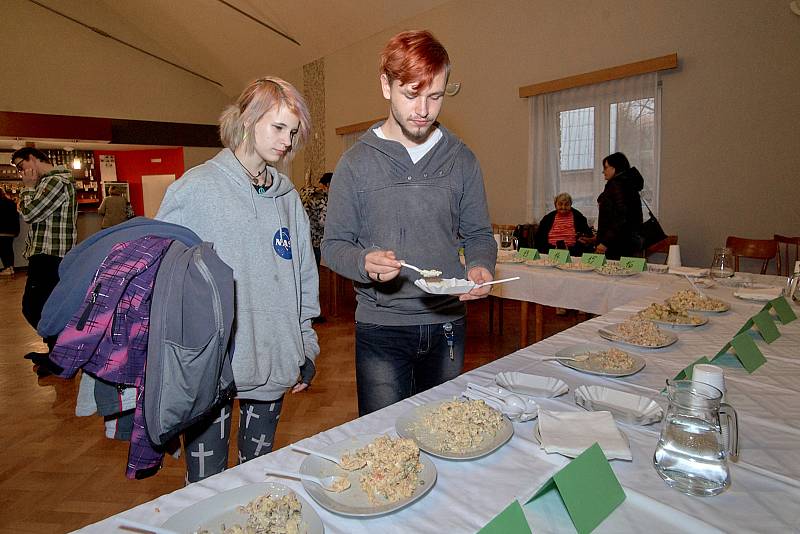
[527,443,625,534]
[715,333,767,373]
[581,253,606,267]
[548,249,570,264]
[478,500,532,534]
[673,356,712,380]
[618,256,647,272]
[752,310,780,343]
[517,247,539,260]
[770,296,797,324]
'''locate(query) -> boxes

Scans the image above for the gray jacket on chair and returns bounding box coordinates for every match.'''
[321,122,496,326]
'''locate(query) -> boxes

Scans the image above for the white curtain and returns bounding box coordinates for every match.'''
[528,72,660,226]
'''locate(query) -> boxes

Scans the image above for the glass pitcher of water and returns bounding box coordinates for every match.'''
[709,247,735,279]
[653,380,738,497]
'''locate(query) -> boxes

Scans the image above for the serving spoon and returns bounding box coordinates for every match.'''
[291,444,366,470]
[265,469,351,492]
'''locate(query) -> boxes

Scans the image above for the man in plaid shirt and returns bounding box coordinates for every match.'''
[12,148,77,375]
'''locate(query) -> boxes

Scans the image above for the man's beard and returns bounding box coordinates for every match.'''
[391,104,434,143]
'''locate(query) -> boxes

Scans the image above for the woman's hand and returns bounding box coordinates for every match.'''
[595,243,607,254]
[291,382,309,393]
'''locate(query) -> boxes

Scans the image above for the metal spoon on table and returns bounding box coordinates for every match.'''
[265,469,351,492]
[291,444,366,470]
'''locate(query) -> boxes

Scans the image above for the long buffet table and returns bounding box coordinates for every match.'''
[77,272,800,533]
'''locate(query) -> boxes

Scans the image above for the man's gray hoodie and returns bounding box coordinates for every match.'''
[322,122,496,326]
[157,149,319,401]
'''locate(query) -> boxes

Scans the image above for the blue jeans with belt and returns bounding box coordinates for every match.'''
[355,317,466,416]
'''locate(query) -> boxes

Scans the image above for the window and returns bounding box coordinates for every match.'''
[528,73,660,224]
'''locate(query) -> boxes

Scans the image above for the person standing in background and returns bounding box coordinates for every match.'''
[12,147,77,376]
[300,172,332,266]
[322,30,496,416]
[156,76,320,483]
[0,188,20,276]
[595,152,644,260]
[97,184,128,229]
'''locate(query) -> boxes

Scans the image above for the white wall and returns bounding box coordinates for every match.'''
[323,0,800,267]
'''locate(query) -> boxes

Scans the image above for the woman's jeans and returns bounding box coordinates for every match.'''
[355,317,465,416]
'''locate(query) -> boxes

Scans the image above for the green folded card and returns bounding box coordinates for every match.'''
[713,333,766,373]
[752,310,780,343]
[517,247,539,260]
[673,356,712,380]
[618,256,647,272]
[768,296,797,324]
[581,253,606,267]
[548,249,570,264]
[478,500,532,534]
[526,443,625,534]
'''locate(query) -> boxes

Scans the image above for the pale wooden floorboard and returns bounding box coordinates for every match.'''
[0,267,582,533]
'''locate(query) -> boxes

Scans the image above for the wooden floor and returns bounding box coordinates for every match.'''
[0,267,585,533]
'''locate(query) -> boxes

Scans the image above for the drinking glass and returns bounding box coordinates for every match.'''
[499,229,514,251]
[709,247,735,279]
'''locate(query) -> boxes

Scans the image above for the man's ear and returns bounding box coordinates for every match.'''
[380,74,392,100]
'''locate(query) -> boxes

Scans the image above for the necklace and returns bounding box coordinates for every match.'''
[233,152,267,184]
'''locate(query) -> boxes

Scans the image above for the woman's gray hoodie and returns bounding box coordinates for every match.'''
[156,149,320,401]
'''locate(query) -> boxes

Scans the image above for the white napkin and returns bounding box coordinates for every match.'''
[734,287,782,300]
[668,266,709,277]
[537,409,632,461]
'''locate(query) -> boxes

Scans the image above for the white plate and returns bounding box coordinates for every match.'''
[598,324,678,349]
[650,315,709,329]
[646,264,669,274]
[524,258,558,268]
[414,277,474,295]
[162,481,324,534]
[553,343,646,377]
[685,301,731,313]
[496,256,525,264]
[734,288,783,301]
[533,422,630,459]
[495,372,568,397]
[298,434,436,518]
[574,385,663,425]
[395,399,514,460]
[596,269,638,277]
[556,262,596,273]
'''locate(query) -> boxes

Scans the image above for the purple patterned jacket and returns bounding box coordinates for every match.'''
[50,235,172,479]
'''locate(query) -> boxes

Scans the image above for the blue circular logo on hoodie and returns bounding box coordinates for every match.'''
[273,227,292,259]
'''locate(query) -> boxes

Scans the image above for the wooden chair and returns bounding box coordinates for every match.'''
[725,236,779,274]
[774,234,800,276]
[645,235,678,264]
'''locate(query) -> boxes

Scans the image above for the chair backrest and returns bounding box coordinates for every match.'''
[645,235,678,263]
[774,234,800,276]
[725,236,779,274]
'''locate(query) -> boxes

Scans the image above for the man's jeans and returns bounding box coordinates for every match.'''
[355,318,465,416]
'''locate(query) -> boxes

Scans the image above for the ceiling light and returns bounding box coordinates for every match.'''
[791,0,800,16]
[445,82,461,96]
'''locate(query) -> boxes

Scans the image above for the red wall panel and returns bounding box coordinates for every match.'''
[93,148,184,216]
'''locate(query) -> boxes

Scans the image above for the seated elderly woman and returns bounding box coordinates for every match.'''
[534,192,594,256]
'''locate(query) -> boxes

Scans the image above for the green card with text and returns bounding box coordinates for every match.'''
[581,253,606,267]
[478,501,531,534]
[527,443,625,534]
[735,318,755,336]
[769,296,797,324]
[717,333,767,373]
[548,249,570,264]
[517,248,539,260]
[618,256,647,272]
[752,310,780,343]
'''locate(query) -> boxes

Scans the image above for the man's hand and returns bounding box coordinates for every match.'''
[20,168,38,188]
[460,266,493,301]
[365,249,402,283]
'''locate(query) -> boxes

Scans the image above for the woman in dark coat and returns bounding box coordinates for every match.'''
[595,152,644,260]
[0,188,20,275]
[534,192,594,256]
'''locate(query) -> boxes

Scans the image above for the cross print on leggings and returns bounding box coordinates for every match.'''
[214,406,230,439]
[251,434,272,456]
[244,405,260,429]
[191,443,214,479]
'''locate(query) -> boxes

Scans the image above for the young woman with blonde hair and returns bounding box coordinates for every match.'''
[157,77,320,482]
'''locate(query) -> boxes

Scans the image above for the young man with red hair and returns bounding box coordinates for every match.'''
[322,30,496,415]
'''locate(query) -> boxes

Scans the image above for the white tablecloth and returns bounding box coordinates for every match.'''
[76,276,800,533]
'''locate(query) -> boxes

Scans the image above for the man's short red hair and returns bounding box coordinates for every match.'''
[380,30,450,91]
